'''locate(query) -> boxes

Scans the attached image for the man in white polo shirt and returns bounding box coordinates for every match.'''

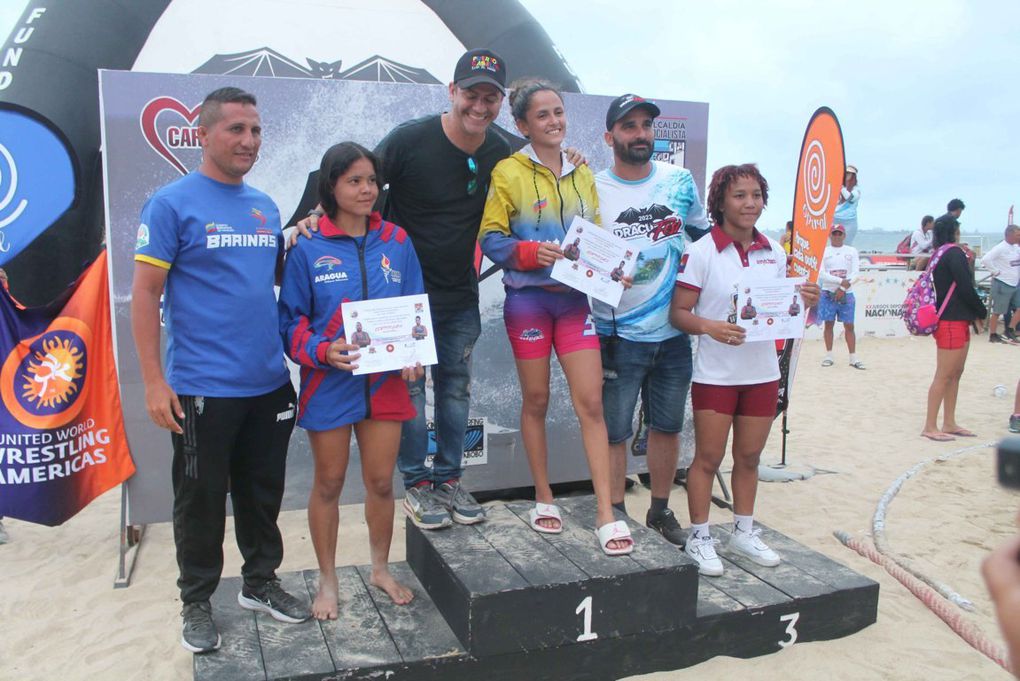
[980,224,1020,343]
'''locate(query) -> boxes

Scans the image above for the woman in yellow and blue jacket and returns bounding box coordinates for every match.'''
[478,78,633,556]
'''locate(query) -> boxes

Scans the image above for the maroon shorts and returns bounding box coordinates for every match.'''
[933,320,970,350]
[691,380,779,418]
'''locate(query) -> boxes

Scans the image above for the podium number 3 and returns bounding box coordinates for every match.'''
[576,596,598,642]
[778,611,800,648]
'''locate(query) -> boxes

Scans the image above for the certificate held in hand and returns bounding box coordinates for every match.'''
[550,216,637,307]
[735,277,807,342]
[341,293,438,375]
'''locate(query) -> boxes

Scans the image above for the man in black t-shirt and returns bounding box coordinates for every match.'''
[376,49,511,530]
[297,50,509,529]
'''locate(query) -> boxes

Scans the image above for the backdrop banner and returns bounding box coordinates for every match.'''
[99,70,708,525]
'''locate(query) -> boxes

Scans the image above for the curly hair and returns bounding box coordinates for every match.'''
[706,164,769,227]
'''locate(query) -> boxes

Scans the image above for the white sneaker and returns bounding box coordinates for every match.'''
[728,527,781,567]
[684,534,724,576]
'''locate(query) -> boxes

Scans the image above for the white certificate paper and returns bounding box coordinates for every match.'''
[735,277,807,342]
[341,294,438,375]
[550,216,637,307]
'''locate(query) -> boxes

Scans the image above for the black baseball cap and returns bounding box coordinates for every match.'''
[605,94,661,130]
[453,49,507,94]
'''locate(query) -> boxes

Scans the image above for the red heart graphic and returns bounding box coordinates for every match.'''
[140,96,201,176]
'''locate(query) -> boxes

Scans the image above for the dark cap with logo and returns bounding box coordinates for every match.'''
[454,49,507,94]
[605,94,661,130]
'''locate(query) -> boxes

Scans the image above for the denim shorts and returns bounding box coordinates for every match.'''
[599,333,693,444]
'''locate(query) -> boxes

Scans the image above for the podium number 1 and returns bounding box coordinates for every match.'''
[576,596,598,642]
[778,611,800,648]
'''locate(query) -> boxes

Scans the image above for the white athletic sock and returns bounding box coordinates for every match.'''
[849,353,858,364]
[824,352,834,361]
[733,514,754,534]
[690,522,711,541]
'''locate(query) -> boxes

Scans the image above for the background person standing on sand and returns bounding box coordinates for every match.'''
[818,224,864,369]
[833,164,861,245]
[978,224,1020,343]
[921,216,987,441]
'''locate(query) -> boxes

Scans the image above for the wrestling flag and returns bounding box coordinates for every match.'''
[777,107,845,414]
[0,250,135,525]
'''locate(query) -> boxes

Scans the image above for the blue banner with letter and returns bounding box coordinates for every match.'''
[0,107,76,266]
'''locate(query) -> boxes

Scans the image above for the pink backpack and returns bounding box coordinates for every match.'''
[902,244,957,336]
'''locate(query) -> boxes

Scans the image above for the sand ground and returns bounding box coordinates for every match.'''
[1,335,1017,681]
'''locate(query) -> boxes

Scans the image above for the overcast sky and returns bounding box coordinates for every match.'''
[2,1,1016,233]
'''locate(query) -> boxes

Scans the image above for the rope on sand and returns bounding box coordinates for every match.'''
[834,530,1013,675]
[872,441,996,612]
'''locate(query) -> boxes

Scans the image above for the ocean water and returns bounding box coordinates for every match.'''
[762,229,1004,255]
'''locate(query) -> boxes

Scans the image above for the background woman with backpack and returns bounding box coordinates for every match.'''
[921,216,987,441]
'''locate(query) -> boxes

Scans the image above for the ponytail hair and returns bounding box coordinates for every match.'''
[508,77,562,122]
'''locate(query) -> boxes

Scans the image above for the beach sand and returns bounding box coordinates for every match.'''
[1,335,1017,681]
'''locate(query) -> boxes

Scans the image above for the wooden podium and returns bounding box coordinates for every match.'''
[194,495,878,681]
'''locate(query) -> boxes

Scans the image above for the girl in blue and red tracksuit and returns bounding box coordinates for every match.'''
[279,142,423,619]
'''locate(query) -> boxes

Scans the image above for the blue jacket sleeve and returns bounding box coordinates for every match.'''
[278,243,332,368]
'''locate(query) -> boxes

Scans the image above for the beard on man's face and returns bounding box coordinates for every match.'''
[614,137,653,164]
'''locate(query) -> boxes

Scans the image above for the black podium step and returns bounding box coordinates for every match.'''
[194,501,878,681]
[407,495,700,656]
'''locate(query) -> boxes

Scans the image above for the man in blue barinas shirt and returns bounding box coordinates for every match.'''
[132,87,309,655]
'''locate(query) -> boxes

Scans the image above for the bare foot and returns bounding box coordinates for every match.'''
[370,567,414,605]
[920,430,955,442]
[312,574,339,620]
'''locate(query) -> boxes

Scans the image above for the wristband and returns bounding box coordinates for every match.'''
[308,208,324,218]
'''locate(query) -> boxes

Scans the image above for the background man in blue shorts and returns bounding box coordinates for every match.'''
[132,87,309,655]
[819,224,864,369]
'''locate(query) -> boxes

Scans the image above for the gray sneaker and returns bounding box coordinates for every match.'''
[403,484,453,529]
[237,578,310,623]
[434,480,486,525]
[181,601,221,654]
[1010,414,1020,433]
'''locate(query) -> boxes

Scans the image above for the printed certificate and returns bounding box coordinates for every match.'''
[551,216,637,307]
[341,294,438,375]
[735,277,807,342]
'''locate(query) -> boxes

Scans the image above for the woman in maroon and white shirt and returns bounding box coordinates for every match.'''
[670,164,820,576]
